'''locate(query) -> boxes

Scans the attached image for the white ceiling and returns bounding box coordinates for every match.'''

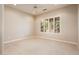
[6,4,70,16]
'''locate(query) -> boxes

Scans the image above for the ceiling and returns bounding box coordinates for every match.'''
[6,4,70,16]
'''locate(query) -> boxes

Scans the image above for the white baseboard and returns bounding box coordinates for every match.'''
[4,35,77,45]
[4,36,34,44]
[35,36,77,45]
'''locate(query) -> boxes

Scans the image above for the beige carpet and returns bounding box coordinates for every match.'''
[3,39,79,55]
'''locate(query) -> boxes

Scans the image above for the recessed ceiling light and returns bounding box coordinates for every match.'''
[33,5,38,14]
[43,8,47,11]
[33,6,37,8]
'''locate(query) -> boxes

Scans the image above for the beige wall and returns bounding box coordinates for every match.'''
[35,5,78,43]
[4,5,78,44]
[4,6,34,42]
[78,5,79,48]
[0,5,2,54]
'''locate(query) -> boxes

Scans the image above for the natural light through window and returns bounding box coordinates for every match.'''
[41,17,60,33]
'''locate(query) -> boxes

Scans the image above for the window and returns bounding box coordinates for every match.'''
[40,17,60,33]
[55,17,60,33]
[49,18,53,32]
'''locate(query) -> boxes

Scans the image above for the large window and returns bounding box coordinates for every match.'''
[41,17,60,33]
